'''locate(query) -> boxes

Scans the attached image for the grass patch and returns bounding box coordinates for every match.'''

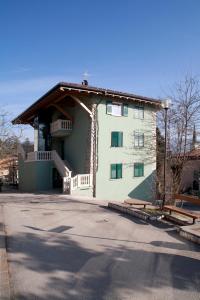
[142,208,164,216]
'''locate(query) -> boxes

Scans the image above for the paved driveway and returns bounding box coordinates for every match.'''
[1,194,200,300]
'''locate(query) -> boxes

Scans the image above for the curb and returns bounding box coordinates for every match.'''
[108,202,200,246]
[0,205,11,299]
[108,202,150,221]
[178,225,200,245]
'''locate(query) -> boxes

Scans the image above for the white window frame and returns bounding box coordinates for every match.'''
[111,102,123,116]
[107,101,128,117]
[134,131,144,147]
[134,106,144,119]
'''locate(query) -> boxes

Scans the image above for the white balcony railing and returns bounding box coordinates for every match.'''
[52,150,71,178]
[27,151,53,161]
[50,119,72,135]
[25,150,92,193]
[26,150,71,178]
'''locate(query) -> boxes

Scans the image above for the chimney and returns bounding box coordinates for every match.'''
[82,79,88,86]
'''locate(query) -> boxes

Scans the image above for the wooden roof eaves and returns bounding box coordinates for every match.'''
[12,83,162,124]
[60,86,162,107]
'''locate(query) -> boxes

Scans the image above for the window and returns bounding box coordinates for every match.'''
[134,163,144,177]
[110,164,122,179]
[123,104,128,116]
[134,132,144,147]
[107,101,128,116]
[134,106,144,119]
[112,103,122,116]
[111,132,123,147]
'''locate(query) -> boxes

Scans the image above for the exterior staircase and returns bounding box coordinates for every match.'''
[18,147,92,194]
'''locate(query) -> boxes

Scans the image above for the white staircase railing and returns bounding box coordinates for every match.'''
[71,174,93,191]
[26,150,71,178]
[52,150,72,178]
[24,150,92,193]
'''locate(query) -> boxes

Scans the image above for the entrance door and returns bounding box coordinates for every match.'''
[52,168,62,188]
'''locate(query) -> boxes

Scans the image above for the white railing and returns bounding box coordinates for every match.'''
[25,150,92,193]
[26,150,71,178]
[27,151,53,161]
[52,150,71,178]
[71,174,93,191]
[50,119,72,134]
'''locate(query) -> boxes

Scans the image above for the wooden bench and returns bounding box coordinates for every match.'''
[124,199,150,208]
[163,205,199,224]
[174,194,200,206]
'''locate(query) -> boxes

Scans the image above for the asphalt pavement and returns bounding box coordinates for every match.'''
[0,193,199,300]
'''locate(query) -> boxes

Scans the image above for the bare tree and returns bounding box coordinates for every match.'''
[0,110,24,159]
[159,75,200,198]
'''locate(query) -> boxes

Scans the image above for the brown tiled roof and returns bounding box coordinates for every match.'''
[12,82,162,124]
[185,148,200,159]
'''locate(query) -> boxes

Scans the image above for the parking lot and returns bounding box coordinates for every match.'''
[1,194,200,300]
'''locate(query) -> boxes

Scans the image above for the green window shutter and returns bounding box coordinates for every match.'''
[118,132,123,147]
[111,164,122,179]
[111,164,117,179]
[123,104,128,116]
[140,107,144,119]
[106,101,112,114]
[117,164,122,178]
[111,132,123,147]
[111,132,118,147]
[134,163,144,177]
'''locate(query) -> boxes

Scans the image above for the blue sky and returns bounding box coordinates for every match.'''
[0,0,200,140]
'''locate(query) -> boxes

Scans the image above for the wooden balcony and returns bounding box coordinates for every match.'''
[50,119,72,137]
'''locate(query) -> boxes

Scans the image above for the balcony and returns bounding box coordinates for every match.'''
[50,119,72,137]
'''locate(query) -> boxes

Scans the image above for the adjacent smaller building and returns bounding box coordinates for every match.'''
[0,156,18,184]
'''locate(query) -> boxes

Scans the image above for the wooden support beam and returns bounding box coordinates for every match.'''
[70,95,92,118]
[52,103,73,121]
[46,92,68,108]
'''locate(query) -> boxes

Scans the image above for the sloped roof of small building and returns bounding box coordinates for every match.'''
[185,147,200,159]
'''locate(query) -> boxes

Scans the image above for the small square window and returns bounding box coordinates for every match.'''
[134,106,144,119]
[112,103,122,116]
[134,163,144,177]
[110,164,122,179]
[106,102,128,116]
[134,132,144,147]
[111,132,123,147]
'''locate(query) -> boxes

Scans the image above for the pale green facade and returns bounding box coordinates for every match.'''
[19,159,53,192]
[95,98,156,200]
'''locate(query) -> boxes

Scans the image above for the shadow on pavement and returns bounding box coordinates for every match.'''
[7,230,200,300]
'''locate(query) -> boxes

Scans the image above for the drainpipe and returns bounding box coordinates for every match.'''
[92,106,97,197]
[92,98,103,198]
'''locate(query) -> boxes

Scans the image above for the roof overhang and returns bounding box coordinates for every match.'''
[12,82,162,125]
